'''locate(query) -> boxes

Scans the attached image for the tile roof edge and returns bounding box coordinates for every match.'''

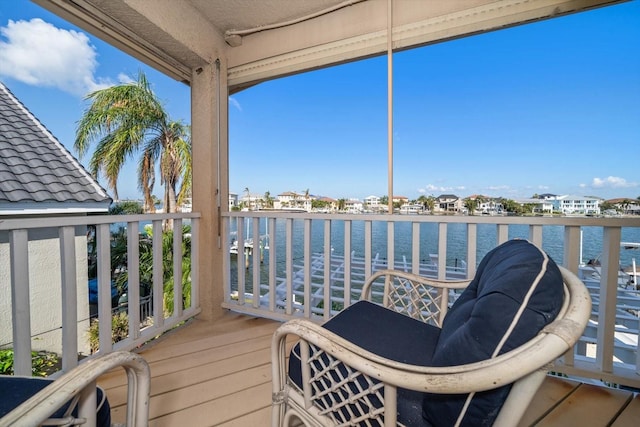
[0,82,112,203]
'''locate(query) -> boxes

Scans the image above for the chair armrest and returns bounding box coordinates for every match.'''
[0,351,150,427]
[361,269,470,325]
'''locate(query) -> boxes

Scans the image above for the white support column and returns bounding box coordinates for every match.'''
[191,59,228,320]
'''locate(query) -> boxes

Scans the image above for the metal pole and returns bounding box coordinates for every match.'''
[386,0,393,215]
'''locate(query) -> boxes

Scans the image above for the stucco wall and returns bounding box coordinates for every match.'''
[0,227,91,357]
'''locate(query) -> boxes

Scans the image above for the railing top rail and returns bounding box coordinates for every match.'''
[223,211,640,227]
[0,212,201,230]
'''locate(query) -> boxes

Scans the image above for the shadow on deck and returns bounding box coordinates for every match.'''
[97,312,640,426]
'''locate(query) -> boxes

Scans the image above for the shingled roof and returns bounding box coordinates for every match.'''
[0,81,112,215]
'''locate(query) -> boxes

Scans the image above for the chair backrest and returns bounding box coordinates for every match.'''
[423,239,565,426]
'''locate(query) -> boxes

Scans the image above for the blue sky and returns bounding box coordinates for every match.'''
[1,0,639,202]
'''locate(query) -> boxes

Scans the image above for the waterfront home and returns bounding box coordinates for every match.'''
[607,198,640,216]
[549,195,602,216]
[515,198,556,214]
[435,193,463,214]
[4,0,640,424]
[0,81,112,355]
[364,195,382,212]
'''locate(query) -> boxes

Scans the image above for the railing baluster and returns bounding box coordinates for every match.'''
[152,220,164,328]
[59,226,78,372]
[9,229,32,376]
[323,219,332,320]
[529,224,543,247]
[174,218,184,317]
[285,218,293,315]
[597,226,622,374]
[497,223,508,244]
[252,217,260,309]
[191,217,200,312]
[437,223,447,280]
[387,222,394,271]
[127,222,141,337]
[344,220,352,308]
[236,216,246,305]
[411,222,420,275]
[268,217,276,311]
[96,224,112,354]
[466,223,477,279]
[364,220,372,279]
[303,218,312,318]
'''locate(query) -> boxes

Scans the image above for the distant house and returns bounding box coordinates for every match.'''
[344,198,364,213]
[364,195,381,211]
[275,191,313,211]
[515,198,554,214]
[606,198,640,215]
[229,192,238,210]
[392,195,408,205]
[0,81,112,355]
[549,195,601,216]
[315,196,337,212]
[435,194,463,214]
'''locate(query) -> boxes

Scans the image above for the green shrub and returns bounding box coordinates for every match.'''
[0,349,60,377]
[88,312,130,353]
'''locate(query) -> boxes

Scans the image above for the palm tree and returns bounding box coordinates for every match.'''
[464,197,478,215]
[75,72,191,214]
[263,191,274,208]
[244,187,251,210]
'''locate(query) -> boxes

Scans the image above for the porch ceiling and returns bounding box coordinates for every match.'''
[34,0,626,92]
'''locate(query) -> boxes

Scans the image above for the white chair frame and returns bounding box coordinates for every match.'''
[0,351,150,427]
[271,267,591,427]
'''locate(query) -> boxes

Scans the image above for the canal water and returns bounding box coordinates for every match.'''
[230,218,640,284]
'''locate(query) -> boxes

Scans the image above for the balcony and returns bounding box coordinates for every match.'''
[2,211,639,424]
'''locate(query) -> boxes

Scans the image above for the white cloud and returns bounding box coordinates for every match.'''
[590,176,637,189]
[419,184,466,194]
[0,18,112,96]
[229,96,242,111]
[487,185,511,191]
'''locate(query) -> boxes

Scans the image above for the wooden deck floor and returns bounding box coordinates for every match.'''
[98,312,640,426]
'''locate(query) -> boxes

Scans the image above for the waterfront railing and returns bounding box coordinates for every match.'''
[222,211,640,389]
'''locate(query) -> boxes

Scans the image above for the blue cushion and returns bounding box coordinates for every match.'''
[0,376,111,426]
[288,300,441,426]
[422,239,564,426]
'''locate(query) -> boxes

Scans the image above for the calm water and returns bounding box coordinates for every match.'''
[230,218,640,282]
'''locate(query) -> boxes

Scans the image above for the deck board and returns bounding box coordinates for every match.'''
[518,376,580,426]
[611,393,640,426]
[533,382,633,426]
[98,312,638,426]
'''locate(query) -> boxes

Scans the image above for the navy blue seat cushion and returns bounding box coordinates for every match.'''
[288,300,441,426]
[0,376,111,426]
[422,239,564,427]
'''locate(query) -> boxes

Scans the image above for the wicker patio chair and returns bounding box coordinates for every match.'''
[0,351,150,427]
[271,239,592,426]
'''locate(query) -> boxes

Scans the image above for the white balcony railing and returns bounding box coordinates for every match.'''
[222,211,640,389]
[3,210,638,390]
[0,213,200,377]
